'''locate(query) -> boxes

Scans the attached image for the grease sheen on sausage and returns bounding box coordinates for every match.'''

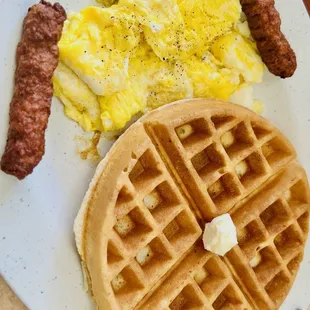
[0,1,66,179]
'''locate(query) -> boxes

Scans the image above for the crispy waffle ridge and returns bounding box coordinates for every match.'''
[74,99,310,310]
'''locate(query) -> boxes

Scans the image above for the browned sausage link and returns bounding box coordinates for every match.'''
[0,1,66,179]
[241,0,297,78]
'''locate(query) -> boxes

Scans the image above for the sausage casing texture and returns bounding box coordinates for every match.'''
[0,1,66,179]
[241,0,297,78]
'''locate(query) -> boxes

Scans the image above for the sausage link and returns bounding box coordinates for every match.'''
[241,0,297,78]
[0,1,66,179]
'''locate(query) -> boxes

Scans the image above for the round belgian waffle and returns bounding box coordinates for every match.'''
[74,99,310,310]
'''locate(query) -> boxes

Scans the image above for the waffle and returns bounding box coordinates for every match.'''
[74,99,310,310]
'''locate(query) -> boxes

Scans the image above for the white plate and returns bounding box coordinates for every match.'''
[0,1,309,309]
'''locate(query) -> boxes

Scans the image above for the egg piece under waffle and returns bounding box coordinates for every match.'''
[74,99,309,310]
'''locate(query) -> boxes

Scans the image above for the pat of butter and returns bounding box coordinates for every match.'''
[202,214,238,256]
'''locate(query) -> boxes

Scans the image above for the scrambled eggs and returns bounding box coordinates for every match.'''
[53,0,265,132]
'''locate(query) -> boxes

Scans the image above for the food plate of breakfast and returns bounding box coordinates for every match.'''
[0,0,310,309]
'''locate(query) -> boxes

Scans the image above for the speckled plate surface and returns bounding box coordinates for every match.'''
[0,1,309,310]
